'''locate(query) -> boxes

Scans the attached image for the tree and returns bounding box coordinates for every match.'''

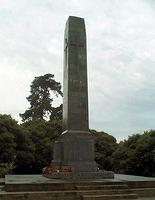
[91,130,117,171]
[21,119,62,173]
[0,114,62,174]
[111,134,141,174]
[50,104,63,121]
[0,115,17,165]
[20,74,63,122]
[13,128,35,174]
[0,114,35,174]
[0,115,22,175]
[111,131,155,177]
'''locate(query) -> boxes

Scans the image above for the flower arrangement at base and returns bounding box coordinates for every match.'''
[42,166,73,175]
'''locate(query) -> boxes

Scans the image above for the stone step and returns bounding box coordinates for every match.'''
[126,181,155,189]
[76,184,128,190]
[78,189,136,195]
[76,181,125,186]
[0,190,138,199]
[5,182,127,192]
[0,178,5,185]
[1,188,155,200]
[0,191,76,200]
[82,193,138,200]
[0,185,4,191]
[131,188,155,197]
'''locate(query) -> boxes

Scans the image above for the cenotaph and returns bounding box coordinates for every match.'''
[47,16,114,179]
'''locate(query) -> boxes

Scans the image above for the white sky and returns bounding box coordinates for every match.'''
[0,0,155,142]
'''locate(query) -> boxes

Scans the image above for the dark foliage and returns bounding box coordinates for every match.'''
[112,130,155,177]
[20,74,62,122]
[91,129,117,171]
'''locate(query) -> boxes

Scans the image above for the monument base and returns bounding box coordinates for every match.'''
[46,130,114,179]
[52,130,99,172]
[43,171,114,180]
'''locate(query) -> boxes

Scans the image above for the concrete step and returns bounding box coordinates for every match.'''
[82,193,138,200]
[0,190,138,200]
[76,184,128,190]
[0,185,4,191]
[0,191,77,200]
[77,181,126,186]
[126,181,155,189]
[5,182,128,192]
[2,188,155,200]
[78,189,137,195]
[0,178,5,185]
[131,188,155,197]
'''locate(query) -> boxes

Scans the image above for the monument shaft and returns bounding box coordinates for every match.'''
[63,16,88,131]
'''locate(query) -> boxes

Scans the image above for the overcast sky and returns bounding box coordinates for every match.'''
[0,0,155,141]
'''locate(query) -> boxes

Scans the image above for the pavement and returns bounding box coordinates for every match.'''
[4,174,155,184]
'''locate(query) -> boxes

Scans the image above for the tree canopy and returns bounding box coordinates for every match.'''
[91,129,117,171]
[111,130,155,177]
[0,114,62,175]
[20,73,63,122]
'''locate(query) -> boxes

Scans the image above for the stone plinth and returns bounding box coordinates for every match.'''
[52,131,98,173]
[43,171,114,180]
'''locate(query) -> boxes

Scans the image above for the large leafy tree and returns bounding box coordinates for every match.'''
[13,128,35,174]
[0,115,17,164]
[112,130,155,177]
[21,119,62,173]
[91,130,117,171]
[0,114,35,175]
[20,73,63,122]
[0,114,62,175]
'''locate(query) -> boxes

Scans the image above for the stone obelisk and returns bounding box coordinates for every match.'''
[53,16,97,172]
[51,16,114,178]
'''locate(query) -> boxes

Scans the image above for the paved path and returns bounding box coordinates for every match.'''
[4,174,155,184]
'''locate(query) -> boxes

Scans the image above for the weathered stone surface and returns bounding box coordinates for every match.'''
[63,16,88,131]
